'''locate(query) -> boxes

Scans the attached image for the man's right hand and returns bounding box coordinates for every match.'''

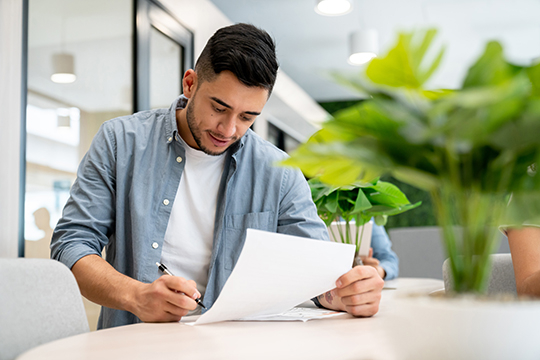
[71,255,201,323]
[130,275,201,322]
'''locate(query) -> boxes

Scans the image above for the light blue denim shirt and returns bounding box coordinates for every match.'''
[51,96,329,329]
[371,224,399,280]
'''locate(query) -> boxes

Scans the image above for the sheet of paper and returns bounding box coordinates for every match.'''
[237,307,347,322]
[193,229,355,325]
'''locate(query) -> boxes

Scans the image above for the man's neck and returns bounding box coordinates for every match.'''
[175,108,197,148]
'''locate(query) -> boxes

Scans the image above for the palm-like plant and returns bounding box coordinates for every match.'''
[283,29,540,293]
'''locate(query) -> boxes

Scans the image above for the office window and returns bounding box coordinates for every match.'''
[267,123,300,154]
[25,0,133,260]
[149,26,183,109]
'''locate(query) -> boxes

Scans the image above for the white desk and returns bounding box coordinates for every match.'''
[17,278,443,360]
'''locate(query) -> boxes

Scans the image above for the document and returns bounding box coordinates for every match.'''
[237,307,347,322]
[192,229,355,325]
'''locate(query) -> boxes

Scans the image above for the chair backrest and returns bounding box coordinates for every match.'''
[0,258,89,360]
[388,227,447,279]
[443,253,517,295]
[389,226,512,280]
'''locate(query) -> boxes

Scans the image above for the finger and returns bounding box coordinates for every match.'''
[361,258,379,267]
[163,301,191,318]
[368,248,373,258]
[167,292,198,311]
[336,265,377,288]
[340,289,381,307]
[162,276,201,299]
[345,301,380,317]
[336,275,384,298]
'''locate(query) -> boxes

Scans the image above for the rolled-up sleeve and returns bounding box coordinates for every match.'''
[51,122,117,269]
[277,167,329,242]
[371,224,399,280]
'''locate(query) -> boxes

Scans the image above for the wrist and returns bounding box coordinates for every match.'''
[377,266,386,279]
[123,279,146,315]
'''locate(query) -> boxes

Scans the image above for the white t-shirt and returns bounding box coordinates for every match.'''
[160,135,226,300]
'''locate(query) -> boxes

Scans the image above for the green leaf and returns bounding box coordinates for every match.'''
[527,61,540,97]
[374,215,388,226]
[324,190,339,213]
[462,41,517,88]
[366,29,443,89]
[352,189,373,214]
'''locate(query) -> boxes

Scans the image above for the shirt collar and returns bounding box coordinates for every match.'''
[165,95,188,144]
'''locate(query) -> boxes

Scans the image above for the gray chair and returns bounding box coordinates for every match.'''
[389,226,511,280]
[389,227,447,279]
[443,253,517,295]
[0,258,89,360]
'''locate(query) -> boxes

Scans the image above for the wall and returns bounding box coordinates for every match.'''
[0,0,24,257]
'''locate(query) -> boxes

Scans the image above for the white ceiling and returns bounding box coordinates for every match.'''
[26,0,540,113]
[209,0,540,102]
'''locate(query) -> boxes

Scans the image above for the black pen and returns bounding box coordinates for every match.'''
[156,262,207,309]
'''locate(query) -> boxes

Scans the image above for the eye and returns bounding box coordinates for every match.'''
[241,115,253,122]
[213,105,225,113]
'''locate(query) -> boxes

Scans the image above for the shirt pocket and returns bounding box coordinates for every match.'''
[223,211,275,270]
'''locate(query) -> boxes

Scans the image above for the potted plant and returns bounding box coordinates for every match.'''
[308,177,420,266]
[282,29,540,359]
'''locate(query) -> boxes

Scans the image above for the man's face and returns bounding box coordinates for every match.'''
[179,70,269,156]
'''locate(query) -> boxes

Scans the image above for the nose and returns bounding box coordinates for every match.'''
[217,114,236,138]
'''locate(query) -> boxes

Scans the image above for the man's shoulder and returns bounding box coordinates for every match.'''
[241,129,289,162]
[101,108,167,133]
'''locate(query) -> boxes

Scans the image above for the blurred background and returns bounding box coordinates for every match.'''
[19,0,540,329]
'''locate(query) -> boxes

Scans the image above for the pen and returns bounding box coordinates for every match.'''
[156,262,207,309]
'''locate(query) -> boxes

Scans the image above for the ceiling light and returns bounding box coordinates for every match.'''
[51,53,76,84]
[315,0,353,16]
[348,30,378,65]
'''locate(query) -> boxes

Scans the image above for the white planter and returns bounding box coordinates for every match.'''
[385,294,540,360]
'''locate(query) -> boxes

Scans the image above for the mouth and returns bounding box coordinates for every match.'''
[207,132,232,148]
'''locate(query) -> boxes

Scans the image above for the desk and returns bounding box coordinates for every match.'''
[17,278,443,360]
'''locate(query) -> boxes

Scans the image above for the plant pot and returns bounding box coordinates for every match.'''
[385,293,540,360]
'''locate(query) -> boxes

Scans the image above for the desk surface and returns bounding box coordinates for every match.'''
[17,278,443,360]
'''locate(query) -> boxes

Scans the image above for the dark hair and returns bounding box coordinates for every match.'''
[195,23,279,95]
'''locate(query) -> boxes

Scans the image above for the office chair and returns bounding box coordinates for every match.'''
[443,253,517,295]
[0,258,89,360]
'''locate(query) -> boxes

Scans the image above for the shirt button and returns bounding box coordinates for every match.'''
[152,242,159,249]
[168,137,172,142]
[163,199,170,206]
[176,156,183,163]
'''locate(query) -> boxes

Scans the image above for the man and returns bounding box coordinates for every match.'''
[51,23,383,329]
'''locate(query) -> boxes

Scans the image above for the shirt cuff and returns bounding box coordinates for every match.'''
[311,296,325,308]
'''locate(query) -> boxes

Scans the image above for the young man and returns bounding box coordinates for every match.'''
[51,23,383,329]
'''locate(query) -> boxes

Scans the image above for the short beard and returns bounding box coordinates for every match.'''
[185,98,239,156]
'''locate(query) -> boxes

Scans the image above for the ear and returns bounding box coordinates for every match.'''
[183,69,197,99]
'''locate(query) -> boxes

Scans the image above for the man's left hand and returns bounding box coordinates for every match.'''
[318,265,384,317]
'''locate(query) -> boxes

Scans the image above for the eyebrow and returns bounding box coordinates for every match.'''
[210,97,261,116]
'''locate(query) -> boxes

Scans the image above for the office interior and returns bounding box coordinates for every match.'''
[1,0,539,334]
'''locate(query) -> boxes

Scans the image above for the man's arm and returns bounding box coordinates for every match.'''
[507,227,540,297]
[361,248,386,279]
[72,254,201,322]
[362,223,399,280]
[316,265,383,317]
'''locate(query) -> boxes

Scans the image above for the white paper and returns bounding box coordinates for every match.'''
[193,229,355,325]
[237,307,347,322]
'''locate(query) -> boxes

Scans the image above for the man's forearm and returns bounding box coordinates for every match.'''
[71,254,143,313]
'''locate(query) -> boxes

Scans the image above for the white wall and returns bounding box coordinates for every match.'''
[0,0,24,257]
